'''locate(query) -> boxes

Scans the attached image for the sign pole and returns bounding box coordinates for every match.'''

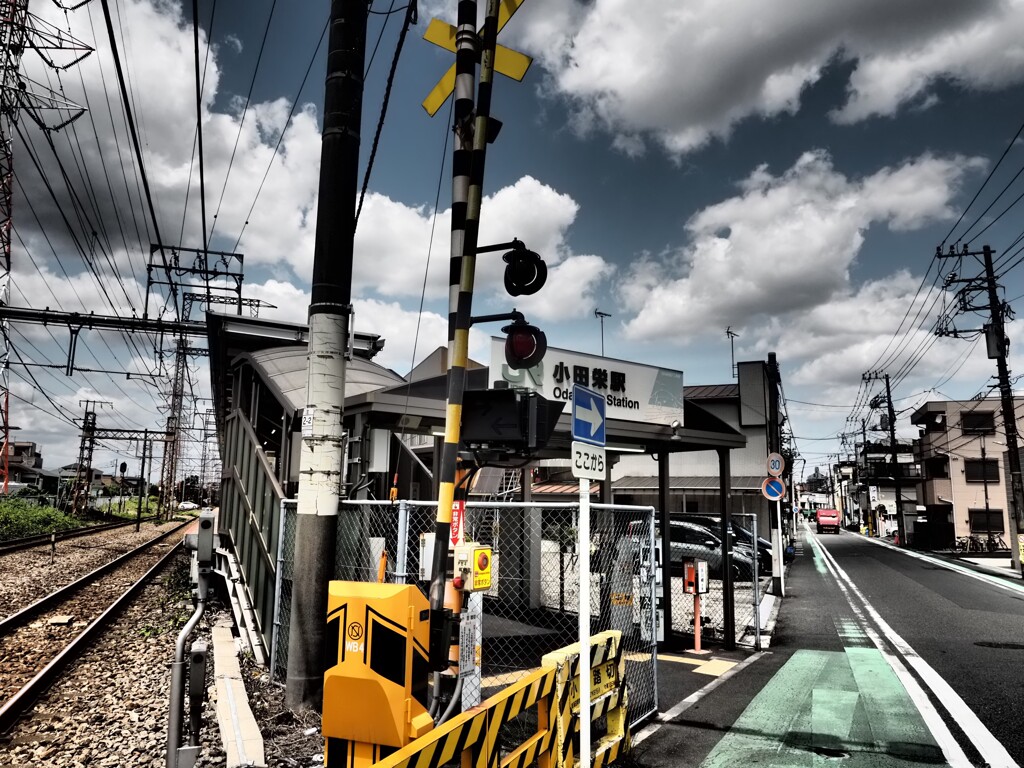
[579,476,591,768]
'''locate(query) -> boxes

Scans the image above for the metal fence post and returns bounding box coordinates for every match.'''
[269,499,288,682]
[396,500,409,584]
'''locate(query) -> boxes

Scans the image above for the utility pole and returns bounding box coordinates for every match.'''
[938,244,1024,573]
[766,352,784,596]
[864,372,906,546]
[861,418,872,536]
[286,0,366,710]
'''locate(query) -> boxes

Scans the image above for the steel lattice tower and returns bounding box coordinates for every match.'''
[0,0,30,492]
[0,3,90,493]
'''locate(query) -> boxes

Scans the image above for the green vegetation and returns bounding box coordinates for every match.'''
[0,498,80,541]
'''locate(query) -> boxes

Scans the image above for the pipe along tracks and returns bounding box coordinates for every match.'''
[0,520,190,733]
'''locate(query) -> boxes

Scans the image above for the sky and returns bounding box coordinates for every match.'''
[8,0,1024,484]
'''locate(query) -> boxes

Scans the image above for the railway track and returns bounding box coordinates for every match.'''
[0,517,158,556]
[0,520,189,734]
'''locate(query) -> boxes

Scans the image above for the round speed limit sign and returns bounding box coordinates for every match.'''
[766,452,785,477]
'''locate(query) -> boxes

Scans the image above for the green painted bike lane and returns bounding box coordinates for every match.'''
[700,531,948,767]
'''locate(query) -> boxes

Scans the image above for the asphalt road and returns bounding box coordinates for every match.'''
[811,530,1024,766]
[633,525,1024,767]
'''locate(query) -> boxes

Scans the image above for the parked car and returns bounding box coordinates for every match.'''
[177,501,199,511]
[815,508,841,534]
[675,514,779,571]
[667,520,755,581]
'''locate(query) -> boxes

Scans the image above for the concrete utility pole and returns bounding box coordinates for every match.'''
[286,0,366,710]
[981,246,1024,573]
[937,244,1024,573]
[882,374,906,545]
[766,353,784,596]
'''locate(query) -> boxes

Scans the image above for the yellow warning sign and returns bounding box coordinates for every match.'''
[610,592,633,606]
[472,547,492,591]
[568,660,618,711]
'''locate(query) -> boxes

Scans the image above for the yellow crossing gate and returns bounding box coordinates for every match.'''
[368,630,629,768]
[541,630,629,768]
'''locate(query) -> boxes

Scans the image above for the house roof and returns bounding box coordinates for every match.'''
[684,384,738,400]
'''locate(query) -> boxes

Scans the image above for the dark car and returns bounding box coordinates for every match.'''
[675,514,778,571]
[667,520,755,581]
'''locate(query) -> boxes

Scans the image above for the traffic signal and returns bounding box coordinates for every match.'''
[503,245,547,296]
[503,318,547,369]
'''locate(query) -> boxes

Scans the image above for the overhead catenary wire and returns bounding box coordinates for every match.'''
[232,18,328,253]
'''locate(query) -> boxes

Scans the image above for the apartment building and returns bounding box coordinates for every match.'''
[911,397,1024,549]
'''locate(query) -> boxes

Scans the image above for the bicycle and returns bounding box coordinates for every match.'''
[987,533,1008,552]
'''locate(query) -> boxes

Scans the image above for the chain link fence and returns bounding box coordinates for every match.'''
[272,499,659,729]
[269,499,775,725]
[664,513,773,646]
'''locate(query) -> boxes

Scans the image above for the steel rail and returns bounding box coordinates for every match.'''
[0,539,184,734]
[0,517,159,555]
[0,520,190,635]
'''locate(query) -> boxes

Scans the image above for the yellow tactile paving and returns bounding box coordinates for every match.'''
[659,654,738,677]
[693,659,738,677]
[658,654,705,667]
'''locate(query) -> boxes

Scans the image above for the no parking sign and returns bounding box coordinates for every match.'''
[761,476,787,502]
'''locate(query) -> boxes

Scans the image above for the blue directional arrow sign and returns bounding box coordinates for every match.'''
[572,384,606,447]
[761,476,787,502]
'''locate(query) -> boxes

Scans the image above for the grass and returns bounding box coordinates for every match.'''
[0,499,81,541]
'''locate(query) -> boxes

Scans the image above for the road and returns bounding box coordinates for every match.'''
[635,525,1024,767]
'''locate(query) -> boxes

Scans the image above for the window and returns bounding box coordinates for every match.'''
[964,458,1000,483]
[968,509,1005,534]
[924,456,949,480]
[960,411,995,434]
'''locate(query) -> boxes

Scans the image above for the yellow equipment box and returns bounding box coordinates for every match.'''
[322,582,433,747]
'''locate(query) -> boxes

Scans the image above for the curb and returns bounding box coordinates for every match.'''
[212,621,268,768]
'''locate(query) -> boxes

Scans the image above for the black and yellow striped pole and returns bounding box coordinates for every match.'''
[428,0,503,665]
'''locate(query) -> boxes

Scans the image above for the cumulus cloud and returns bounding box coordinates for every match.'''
[510,0,1022,156]
[619,150,984,343]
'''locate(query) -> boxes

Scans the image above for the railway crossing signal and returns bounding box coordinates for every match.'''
[420,0,533,116]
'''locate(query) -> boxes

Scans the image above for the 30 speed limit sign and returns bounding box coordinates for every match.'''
[766,452,785,477]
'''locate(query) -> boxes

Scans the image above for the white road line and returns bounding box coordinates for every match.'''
[811,527,1018,768]
[859,534,1024,596]
[630,652,767,747]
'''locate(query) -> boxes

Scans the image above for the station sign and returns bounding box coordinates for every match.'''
[489,338,684,427]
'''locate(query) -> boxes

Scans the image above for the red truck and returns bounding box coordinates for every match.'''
[815,508,841,534]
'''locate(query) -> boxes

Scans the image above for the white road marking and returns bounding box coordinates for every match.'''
[858,534,1024,596]
[810,525,1018,768]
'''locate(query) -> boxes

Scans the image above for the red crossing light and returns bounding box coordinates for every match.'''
[502,320,547,369]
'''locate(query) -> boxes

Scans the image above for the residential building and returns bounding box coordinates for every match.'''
[911,397,1024,549]
[855,439,919,539]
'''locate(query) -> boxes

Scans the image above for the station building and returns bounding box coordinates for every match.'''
[206,312,787,659]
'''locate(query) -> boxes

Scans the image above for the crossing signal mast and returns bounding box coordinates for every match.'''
[0,2,92,491]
